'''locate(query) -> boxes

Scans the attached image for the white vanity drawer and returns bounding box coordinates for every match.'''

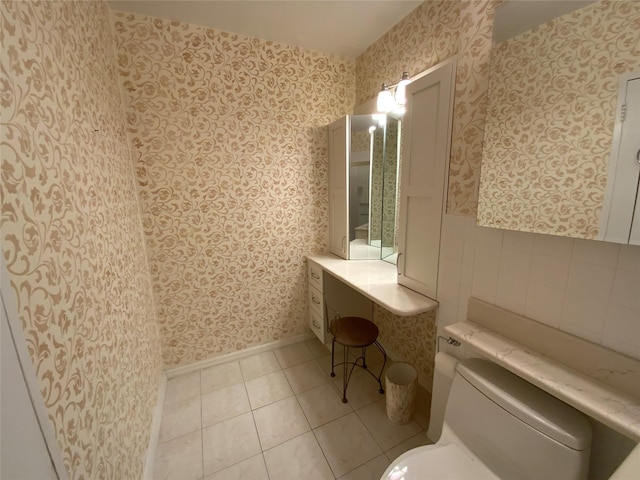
[308,284,323,318]
[309,310,327,344]
[308,260,323,292]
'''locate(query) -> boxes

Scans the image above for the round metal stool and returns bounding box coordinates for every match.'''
[330,316,387,403]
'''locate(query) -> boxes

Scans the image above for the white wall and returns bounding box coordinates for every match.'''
[435,215,640,478]
[437,214,640,360]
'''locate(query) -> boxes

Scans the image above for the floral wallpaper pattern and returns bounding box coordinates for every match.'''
[1,1,163,478]
[375,305,438,388]
[113,12,354,365]
[356,0,496,217]
[478,0,640,239]
[356,0,496,383]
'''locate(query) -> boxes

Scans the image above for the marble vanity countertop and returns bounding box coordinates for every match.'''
[306,254,438,316]
[444,320,640,441]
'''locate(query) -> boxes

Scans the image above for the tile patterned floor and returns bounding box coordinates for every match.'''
[153,338,431,480]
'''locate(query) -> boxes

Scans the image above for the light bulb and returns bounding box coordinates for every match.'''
[377,84,395,113]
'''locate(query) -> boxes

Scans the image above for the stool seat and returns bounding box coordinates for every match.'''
[331,316,379,348]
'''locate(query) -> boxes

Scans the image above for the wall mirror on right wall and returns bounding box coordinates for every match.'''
[477,0,640,244]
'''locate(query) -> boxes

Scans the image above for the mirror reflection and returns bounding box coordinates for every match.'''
[478,0,640,240]
[348,114,401,261]
[381,115,400,263]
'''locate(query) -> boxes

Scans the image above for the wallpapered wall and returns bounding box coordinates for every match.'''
[356,0,496,387]
[1,1,163,479]
[357,0,496,218]
[113,12,355,365]
[478,0,640,239]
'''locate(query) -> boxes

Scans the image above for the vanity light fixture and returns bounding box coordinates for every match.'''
[376,71,411,114]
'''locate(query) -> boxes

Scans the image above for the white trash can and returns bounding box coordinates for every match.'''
[385,362,418,424]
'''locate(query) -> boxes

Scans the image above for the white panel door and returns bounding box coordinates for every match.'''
[623,78,640,245]
[601,74,640,245]
[328,116,350,259]
[397,59,456,299]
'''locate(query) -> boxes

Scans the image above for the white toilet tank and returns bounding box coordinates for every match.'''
[444,358,592,480]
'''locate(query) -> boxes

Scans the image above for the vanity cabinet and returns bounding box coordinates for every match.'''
[328,116,349,259]
[307,259,327,343]
[306,258,379,344]
[396,59,456,300]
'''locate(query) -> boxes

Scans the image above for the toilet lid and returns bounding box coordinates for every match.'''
[381,443,499,480]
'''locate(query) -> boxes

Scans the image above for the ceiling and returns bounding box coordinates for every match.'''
[109,1,599,58]
[108,0,423,58]
[493,0,596,44]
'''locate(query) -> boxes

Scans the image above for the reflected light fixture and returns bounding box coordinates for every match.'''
[376,71,411,114]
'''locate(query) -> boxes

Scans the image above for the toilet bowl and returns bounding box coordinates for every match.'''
[382,358,592,480]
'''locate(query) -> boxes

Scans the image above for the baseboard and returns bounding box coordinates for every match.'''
[142,372,167,480]
[164,332,315,378]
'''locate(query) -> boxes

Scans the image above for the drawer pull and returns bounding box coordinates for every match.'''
[312,295,321,305]
[311,271,320,280]
[312,319,321,329]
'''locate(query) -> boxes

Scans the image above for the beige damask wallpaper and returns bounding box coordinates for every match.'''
[113,12,354,365]
[357,0,496,218]
[478,0,640,239]
[356,0,495,386]
[1,1,163,478]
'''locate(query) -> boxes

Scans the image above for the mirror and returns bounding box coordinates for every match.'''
[381,115,400,262]
[478,0,640,240]
[348,114,401,260]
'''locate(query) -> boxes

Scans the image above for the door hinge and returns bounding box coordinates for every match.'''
[621,103,627,122]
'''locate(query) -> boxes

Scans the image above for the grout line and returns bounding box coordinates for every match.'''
[309,427,338,480]
[162,339,403,479]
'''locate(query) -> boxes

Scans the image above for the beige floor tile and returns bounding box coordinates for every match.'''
[355,399,422,451]
[240,351,282,381]
[283,359,330,394]
[201,361,244,394]
[338,454,391,480]
[253,396,310,450]
[384,432,431,464]
[202,382,251,427]
[245,370,294,410]
[202,412,262,475]
[313,412,382,477]
[159,395,201,443]
[273,342,314,368]
[263,431,334,480]
[304,338,331,358]
[296,382,352,428]
[164,371,200,405]
[333,367,385,409]
[316,352,348,380]
[204,453,269,480]
[153,430,202,480]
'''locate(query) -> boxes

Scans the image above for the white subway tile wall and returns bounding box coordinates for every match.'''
[438,215,640,360]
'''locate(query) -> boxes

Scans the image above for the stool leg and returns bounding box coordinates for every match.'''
[341,345,348,403]
[374,340,387,395]
[362,346,367,369]
[330,338,336,378]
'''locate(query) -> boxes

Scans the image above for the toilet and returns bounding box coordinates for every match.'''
[382,358,592,480]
